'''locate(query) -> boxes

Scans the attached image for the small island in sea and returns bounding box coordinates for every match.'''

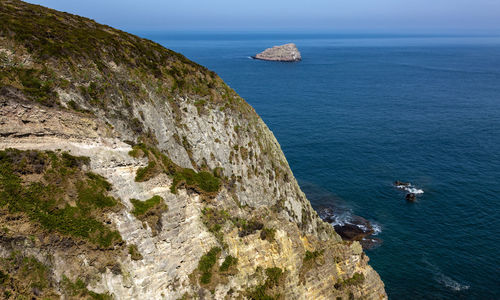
[253,43,302,62]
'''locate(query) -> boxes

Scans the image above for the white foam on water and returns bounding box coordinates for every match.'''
[407,187,424,194]
[437,274,470,291]
[318,208,382,236]
[355,223,369,231]
[319,209,354,227]
[328,212,353,227]
[396,184,424,194]
[422,258,470,292]
[371,223,382,235]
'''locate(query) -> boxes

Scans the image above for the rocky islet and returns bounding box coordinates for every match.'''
[253,43,302,62]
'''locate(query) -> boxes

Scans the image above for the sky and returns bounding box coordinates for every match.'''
[26,0,500,34]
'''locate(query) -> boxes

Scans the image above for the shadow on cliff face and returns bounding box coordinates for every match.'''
[299,181,382,250]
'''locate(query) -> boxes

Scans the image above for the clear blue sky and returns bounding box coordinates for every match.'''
[27,0,500,34]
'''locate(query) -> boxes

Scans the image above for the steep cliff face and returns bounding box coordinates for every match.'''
[0,1,386,299]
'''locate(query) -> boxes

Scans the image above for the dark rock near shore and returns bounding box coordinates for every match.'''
[318,207,382,249]
[334,223,372,241]
[333,215,374,239]
[360,238,383,250]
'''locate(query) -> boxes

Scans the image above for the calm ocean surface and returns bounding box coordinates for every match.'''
[140,32,500,299]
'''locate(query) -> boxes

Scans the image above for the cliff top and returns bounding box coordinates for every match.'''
[0,0,255,117]
[0,0,203,74]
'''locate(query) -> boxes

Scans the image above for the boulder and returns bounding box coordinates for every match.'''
[405,193,417,202]
[333,216,374,241]
[334,223,370,241]
[394,180,410,187]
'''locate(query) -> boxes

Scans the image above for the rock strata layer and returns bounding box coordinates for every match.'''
[254,43,302,62]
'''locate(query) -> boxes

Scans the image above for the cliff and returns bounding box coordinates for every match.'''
[0,1,386,299]
[253,43,302,62]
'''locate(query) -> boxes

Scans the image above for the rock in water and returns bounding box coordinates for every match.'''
[406,193,417,202]
[253,43,301,62]
[334,223,372,241]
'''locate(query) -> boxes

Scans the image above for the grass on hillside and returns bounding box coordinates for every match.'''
[0,149,122,248]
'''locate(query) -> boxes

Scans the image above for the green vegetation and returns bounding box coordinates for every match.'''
[299,249,325,283]
[62,275,113,300]
[194,99,206,114]
[0,251,112,300]
[0,149,122,248]
[0,0,207,74]
[135,161,157,182]
[265,268,283,287]
[129,195,167,235]
[128,244,143,261]
[234,218,264,238]
[0,0,258,129]
[128,143,221,195]
[240,146,249,160]
[171,168,220,194]
[67,100,90,113]
[219,255,238,272]
[197,247,221,284]
[342,272,365,286]
[18,67,58,106]
[80,81,104,106]
[194,249,239,286]
[128,144,163,182]
[304,249,324,262]
[0,0,233,112]
[0,66,60,106]
[248,285,276,300]
[130,195,165,217]
[335,272,365,290]
[11,253,48,289]
[0,251,59,299]
[130,118,143,134]
[201,207,270,244]
[260,227,276,242]
[247,267,285,300]
[77,173,117,211]
[0,270,8,284]
[128,148,141,158]
[128,143,150,158]
[201,207,230,243]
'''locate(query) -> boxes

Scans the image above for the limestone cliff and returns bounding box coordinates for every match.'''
[0,1,386,299]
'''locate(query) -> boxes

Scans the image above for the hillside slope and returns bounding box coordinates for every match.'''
[0,1,386,299]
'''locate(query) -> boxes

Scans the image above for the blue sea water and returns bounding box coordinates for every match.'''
[141,32,500,299]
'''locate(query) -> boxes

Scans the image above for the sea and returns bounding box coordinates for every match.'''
[138,32,500,299]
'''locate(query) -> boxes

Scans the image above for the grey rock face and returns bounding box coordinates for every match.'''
[254,43,302,62]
